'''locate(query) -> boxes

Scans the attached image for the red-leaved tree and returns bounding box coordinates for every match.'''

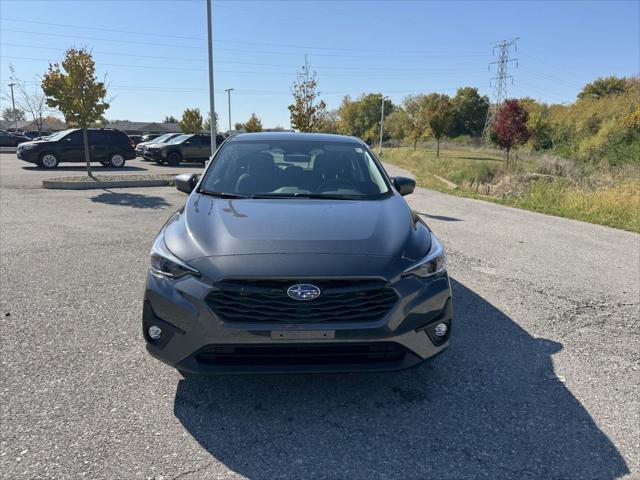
[491,99,530,168]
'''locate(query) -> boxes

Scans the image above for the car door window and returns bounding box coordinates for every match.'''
[88,130,109,145]
[65,130,83,145]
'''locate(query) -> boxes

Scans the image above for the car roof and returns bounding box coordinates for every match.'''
[228,132,362,144]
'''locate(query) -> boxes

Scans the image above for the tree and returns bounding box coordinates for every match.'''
[8,65,51,136]
[41,48,109,177]
[403,95,429,149]
[288,60,326,132]
[385,109,409,146]
[241,113,263,132]
[163,115,178,123]
[422,93,455,157]
[318,109,339,133]
[336,93,394,144]
[451,87,489,137]
[179,108,203,133]
[2,107,25,122]
[491,99,530,167]
[578,76,627,101]
[203,111,218,132]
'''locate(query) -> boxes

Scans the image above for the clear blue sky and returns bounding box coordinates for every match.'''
[1,0,638,129]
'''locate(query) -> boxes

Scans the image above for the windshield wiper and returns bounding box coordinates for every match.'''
[200,190,250,199]
[249,193,360,200]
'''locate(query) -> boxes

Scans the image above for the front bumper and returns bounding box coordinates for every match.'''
[143,149,164,161]
[143,271,452,374]
[16,147,39,163]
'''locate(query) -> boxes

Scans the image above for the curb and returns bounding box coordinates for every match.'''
[42,178,174,190]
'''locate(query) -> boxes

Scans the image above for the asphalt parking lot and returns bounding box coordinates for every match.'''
[1,153,638,479]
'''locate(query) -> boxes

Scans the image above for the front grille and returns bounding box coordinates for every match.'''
[205,279,398,324]
[195,342,407,366]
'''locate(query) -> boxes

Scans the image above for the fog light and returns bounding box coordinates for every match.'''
[434,323,448,337]
[148,325,162,340]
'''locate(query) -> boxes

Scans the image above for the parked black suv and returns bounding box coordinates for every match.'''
[144,133,213,165]
[16,128,136,168]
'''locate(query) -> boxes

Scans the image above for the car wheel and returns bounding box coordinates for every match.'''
[108,153,126,168]
[167,152,182,166]
[38,152,59,169]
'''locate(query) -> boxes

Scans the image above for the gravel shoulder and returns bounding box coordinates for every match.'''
[0,154,638,479]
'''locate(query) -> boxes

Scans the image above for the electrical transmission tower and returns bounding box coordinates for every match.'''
[483,37,519,137]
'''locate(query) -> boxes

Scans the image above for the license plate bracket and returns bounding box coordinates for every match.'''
[270,330,335,340]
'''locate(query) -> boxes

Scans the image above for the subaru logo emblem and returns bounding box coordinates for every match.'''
[287,284,321,301]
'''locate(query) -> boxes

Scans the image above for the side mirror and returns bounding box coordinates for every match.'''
[392,176,415,196]
[175,173,199,194]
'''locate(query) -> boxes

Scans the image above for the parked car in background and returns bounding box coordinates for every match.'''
[16,128,135,168]
[129,135,143,145]
[144,133,214,165]
[140,133,162,143]
[22,130,52,140]
[136,132,181,158]
[0,130,30,147]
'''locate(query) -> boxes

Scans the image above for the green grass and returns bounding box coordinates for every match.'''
[382,146,640,233]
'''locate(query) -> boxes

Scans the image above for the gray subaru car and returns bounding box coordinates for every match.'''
[143,132,452,375]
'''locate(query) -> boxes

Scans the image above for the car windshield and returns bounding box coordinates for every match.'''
[200,139,391,199]
[47,129,75,141]
[168,134,192,144]
[153,133,175,143]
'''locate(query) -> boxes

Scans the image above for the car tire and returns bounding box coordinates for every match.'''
[38,152,59,169]
[167,152,182,166]
[107,152,126,168]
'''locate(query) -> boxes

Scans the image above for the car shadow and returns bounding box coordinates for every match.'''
[90,190,171,209]
[22,165,147,172]
[416,212,462,222]
[173,279,628,479]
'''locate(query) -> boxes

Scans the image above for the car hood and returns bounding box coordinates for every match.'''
[19,140,46,146]
[164,193,430,264]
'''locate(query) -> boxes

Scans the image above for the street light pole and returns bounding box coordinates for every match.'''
[206,0,217,157]
[225,88,234,134]
[378,95,388,155]
[8,83,17,131]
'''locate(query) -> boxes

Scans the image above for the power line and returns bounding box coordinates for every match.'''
[0,55,487,77]
[1,42,488,72]
[0,78,467,97]
[0,27,492,59]
[0,17,489,56]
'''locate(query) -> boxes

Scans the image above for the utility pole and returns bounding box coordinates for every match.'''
[482,37,519,138]
[8,83,17,131]
[225,88,234,134]
[206,0,217,156]
[378,95,388,155]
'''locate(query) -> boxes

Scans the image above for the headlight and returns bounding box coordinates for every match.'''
[402,233,447,278]
[161,149,168,157]
[150,232,200,278]
[21,143,38,150]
